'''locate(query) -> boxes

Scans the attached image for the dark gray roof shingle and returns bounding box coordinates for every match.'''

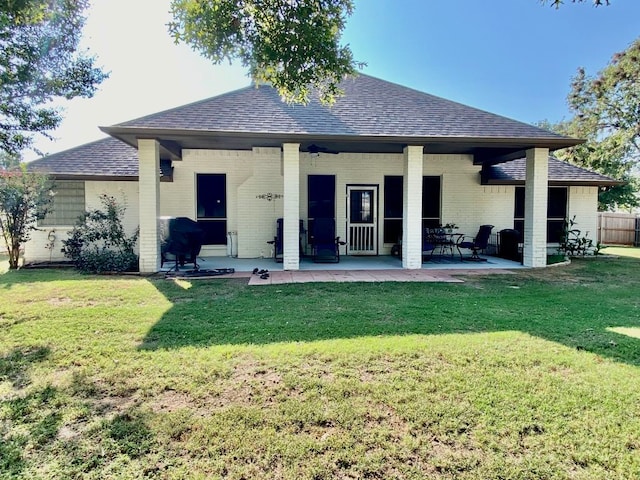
[486,157,622,186]
[116,74,568,140]
[28,137,138,178]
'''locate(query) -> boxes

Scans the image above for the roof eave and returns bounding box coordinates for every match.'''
[100,125,582,153]
[47,174,139,182]
[483,178,624,187]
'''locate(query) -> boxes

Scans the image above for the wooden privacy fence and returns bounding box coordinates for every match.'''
[597,212,640,246]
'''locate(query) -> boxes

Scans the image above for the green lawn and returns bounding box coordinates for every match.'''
[1,254,640,479]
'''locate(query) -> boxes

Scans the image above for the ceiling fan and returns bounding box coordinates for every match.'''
[306,144,339,155]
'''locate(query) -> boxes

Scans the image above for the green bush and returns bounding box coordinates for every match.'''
[557,216,596,257]
[62,195,139,273]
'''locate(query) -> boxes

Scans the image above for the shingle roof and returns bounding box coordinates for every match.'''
[28,137,138,179]
[485,157,622,186]
[115,74,569,141]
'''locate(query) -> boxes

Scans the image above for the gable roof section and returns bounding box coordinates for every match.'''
[484,157,622,186]
[102,75,579,159]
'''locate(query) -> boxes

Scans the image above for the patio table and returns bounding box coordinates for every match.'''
[429,231,464,260]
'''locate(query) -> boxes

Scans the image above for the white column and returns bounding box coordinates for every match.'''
[402,146,424,269]
[523,147,549,267]
[138,139,161,273]
[282,143,300,270]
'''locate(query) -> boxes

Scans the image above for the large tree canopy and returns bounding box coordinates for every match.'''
[0,0,107,155]
[548,38,639,211]
[169,0,610,104]
[169,0,361,104]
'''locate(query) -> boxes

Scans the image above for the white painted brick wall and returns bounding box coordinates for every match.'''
[138,139,161,273]
[282,143,300,270]
[403,146,423,269]
[569,186,599,243]
[237,148,283,258]
[23,148,601,267]
[523,148,549,267]
[173,148,282,258]
[23,181,139,263]
[86,181,140,241]
[428,154,511,236]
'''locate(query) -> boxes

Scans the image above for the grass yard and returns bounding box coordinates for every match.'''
[1,253,640,479]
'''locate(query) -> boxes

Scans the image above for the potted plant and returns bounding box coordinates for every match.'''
[442,223,458,234]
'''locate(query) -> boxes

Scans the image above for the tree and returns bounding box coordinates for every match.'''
[169,0,362,105]
[169,0,609,105]
[0,151,21,170]
[0,165,53,269]
[0,0,108,155]
[546,38,640,211]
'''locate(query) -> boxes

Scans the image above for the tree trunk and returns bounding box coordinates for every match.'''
[8,242,20,269]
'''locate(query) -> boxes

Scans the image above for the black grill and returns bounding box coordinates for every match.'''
[159,217,205,270]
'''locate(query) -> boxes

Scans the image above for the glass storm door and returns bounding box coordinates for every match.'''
[347,186,378,255]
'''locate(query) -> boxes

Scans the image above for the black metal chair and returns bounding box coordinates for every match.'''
[312,218,345,263]
[459,225,494,261]
[267,218,284,263]
[267,218,306,263]
[422,230,436,261]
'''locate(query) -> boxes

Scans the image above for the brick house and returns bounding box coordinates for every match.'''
[27,75,618,271]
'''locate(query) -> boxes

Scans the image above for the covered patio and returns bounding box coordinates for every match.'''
[160,254,523,284]
[99,76,582,274]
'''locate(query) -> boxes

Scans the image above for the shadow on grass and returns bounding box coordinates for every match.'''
[140,257,640,367]
[0,376,157,478]
[0,345,50,388]
[1,386,62,477]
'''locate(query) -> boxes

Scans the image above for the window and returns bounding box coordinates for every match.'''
[196,174,227,245]
[547,187,568,243]
[308,175,335,219]
[382,176,442,243]
[39,181,85,226]
[422,176,441,230]
[514,186,568,243]
[383,176,403,243]
[308,175,335,243]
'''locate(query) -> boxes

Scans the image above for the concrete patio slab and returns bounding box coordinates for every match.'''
[162,255,520,285]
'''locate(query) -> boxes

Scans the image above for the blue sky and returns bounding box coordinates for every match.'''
[28,0,640,159]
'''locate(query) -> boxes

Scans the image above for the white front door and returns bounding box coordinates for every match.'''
[347,186,378,255]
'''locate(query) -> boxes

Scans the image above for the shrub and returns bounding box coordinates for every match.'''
[557,216,595,257]
[62,195,139,273]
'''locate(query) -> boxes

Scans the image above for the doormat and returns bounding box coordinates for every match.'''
[165,268,235,279]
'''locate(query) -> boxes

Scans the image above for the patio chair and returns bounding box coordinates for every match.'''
[267,218,306,263]
[459,225,494,261]
[422,230,436,261]
[266,218,284,262]
[312,218,345,263]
